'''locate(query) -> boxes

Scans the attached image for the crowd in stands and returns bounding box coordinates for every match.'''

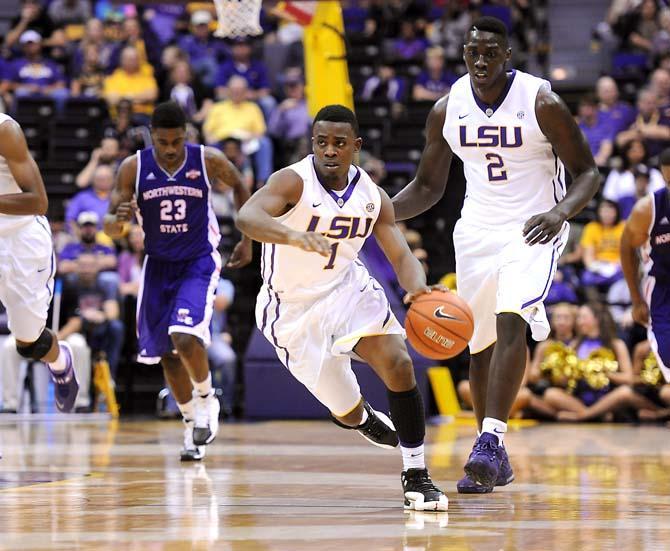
[0,0,667,423]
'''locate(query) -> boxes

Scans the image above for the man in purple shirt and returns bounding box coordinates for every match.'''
[177,11,228,88]
[577,93,615,167]
[596,76,636,136]
[1,30,69,112]
[65,164,114,234]
[412,46,457,101]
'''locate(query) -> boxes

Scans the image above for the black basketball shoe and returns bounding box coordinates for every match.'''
[331,401,399,449]
[402,468,449,511]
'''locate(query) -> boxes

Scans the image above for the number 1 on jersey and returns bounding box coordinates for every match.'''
[324,243,339,270]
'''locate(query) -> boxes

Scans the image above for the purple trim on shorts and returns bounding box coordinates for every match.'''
[260,244,276,333]
[470,70,516,116]
[35,216,55,301]
[271,291,290,365]
[383,307,392,328]
[520,237,560,310]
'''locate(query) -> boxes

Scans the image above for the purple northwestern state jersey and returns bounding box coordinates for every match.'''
[135,144,219,261]
[649,187,670,279]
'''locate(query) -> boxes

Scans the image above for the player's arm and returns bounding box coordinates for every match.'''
[0,119,48,215]
[524,88,601,245]
[392,96,454,221]
[620,195,653,326]
[204,146,252,268]
[373,188,430,301]
[236,168,331,256]
[103,156,136,240]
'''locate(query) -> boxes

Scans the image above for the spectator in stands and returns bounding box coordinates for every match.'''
[412,46,456,102]
[215,37,275,118]
[76,137,121,189]
[632,340,670,420]
[427,2,472,62]
[596,76,636,136]
[103,46,158,118]
[652,8,670,59]
[102,99,151,157]
[1,31,69,112]
[360,62,406,103]
[203,75,273,187]
[577,93,614,168]
[61,253,124,379]
[580,199,626,297]
[618,164,651,219]
[603,138,666,201]
[118,224,144,299]
[390,19,429,61]
[108,17,158,75]
[209,278,237,413]
[268,69,311,167]
[220,138,254,190]
[612,0,660,54]
[70,44,106,98]
[72,19,115,75]
[161,60,212,124]
[616,87,670,158]
[649,67,670,106]
[66,165,114,234]
[177,10,228,89]
[5,0,55,49]
[48,0,91,29]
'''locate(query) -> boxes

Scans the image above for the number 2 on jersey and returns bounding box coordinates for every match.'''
[485,153,508,182]
[160,199,187,221]
[324,243,339,270]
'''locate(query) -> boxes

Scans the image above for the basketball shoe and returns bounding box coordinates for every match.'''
[193,390,220,446]
[402,468,449,511]
[47,342,79,413]
[457,439,514,493]
[463,432,502,488]
[181,419,205,462]
[330,401,399,449]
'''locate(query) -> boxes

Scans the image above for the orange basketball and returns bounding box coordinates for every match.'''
[405,290,474,360]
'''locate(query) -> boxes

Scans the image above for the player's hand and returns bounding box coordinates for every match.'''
[631,300,650,327]
[115,201,135,223]
[227,237,252,268]
[403,284,449,304]
[288,231,331,257]
[523,209,567,246]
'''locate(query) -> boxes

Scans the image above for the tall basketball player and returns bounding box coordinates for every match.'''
[237,105,448,511]
[621,148,670,382]
[0,113,78,413]
[392,17,600,493]
[105,102,251,460]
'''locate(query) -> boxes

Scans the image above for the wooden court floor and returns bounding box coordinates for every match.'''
[0,417,669,551]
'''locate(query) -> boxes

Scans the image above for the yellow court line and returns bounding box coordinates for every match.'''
[0,472,103,493]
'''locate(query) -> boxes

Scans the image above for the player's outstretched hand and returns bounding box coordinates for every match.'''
[631,300,650,327]
[227,237,252,268]
[523,209,567,246]
[288,231,331,257]
[403,284,449,304]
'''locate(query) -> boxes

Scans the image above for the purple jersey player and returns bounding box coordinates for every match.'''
[622,147,670,382]
[105,102,251,461]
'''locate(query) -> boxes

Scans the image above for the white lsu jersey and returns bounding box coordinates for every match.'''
[444,69,565,228]
[0,113,37,235]
[261,155,381,301]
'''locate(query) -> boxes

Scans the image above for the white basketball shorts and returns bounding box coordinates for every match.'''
[453,218,569,354]
[0,217,55,343]
[255,261,405,417]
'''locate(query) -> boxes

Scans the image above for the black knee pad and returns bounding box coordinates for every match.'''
[16,328,54,360]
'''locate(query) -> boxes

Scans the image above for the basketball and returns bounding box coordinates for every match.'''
[405,290,474,360]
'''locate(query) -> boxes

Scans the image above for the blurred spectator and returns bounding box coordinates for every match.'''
[203,75,273,187]
[215,37,275,118]
[59,212,117,276]
[596,76,636,136]
[618,163,651,218]
[5,0,55,49]
[412,46,457,101]
[48,0,91,29]
[108,17,158,75]
[103,46,158,118]
[221,138,254,188]
[66,165,114,234]
[61,253,124,379]
[613,0,660,54]
[0,31,68,112]
[427,2,472,62]
[72,19,115,75]
[632,340,670,420]
[209,278,237,413]
[580,199,626,295]
[102,99,151,157]
[616,87,670,158]
[76,137,121,189]
[178,10,228,89]
[268,69,310,166]
[603,139,665,201]
[390,20,429,61]
[118,225,144,299]
[649,67,670,106]
[360,62,406,103]
[577,93,614,167]
[545,267,579,306]
[652,7,670,58]
[142,3,185,47]
[70,44,106,98]
[161,60,212,124]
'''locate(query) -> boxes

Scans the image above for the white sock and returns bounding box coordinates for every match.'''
[401,444,425,470]
[48,344,67,373]
[177,399,195,422]
[357,407,369,427]
[482,417,507,445]
[191,373,212,398]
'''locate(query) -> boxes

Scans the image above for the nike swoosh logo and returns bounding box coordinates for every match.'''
[458,114,469,119]
[37,268,47,273]
[493,428,504,434]
[312,203,321,208]
[434,306,460,321]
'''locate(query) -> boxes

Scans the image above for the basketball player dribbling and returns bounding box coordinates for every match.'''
[237,105,448,511]
[0,113,79,417]
[392,17,600,493]
[621,148,670,382]
[105,102,251,461]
